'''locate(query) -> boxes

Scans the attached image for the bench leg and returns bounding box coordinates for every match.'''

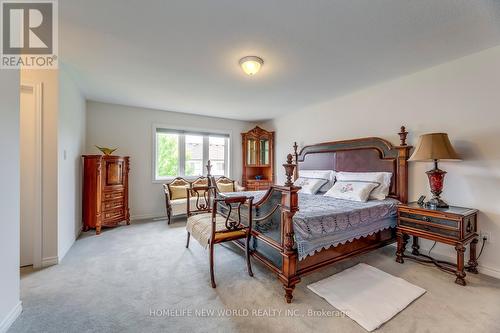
[209,242,216,288]
[167,209,172,225]
[246,234,254,277]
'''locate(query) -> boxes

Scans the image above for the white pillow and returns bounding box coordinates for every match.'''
[336,171,392,200]
[294,177,329,195]
[299,170,336,192]
[324,181,379,202]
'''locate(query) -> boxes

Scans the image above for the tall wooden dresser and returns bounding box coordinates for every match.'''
[82,155,130,235]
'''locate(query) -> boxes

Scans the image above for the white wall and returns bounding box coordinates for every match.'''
[263,46,500,277]
[21,69,59,265]
[86,101,253,219]
[0,71,22,332]
[58,67,86,260]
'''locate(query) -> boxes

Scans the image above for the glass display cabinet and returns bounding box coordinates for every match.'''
[241,126,275,190]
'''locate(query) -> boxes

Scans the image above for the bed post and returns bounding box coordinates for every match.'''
[396,126,412,204]
[293,142,299,181]
[280,154,301,303]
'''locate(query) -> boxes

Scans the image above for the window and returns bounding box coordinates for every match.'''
[185,135,203,176]
[154,127,230,181]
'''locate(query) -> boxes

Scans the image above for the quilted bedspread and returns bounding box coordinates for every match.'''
[221,191,399,260]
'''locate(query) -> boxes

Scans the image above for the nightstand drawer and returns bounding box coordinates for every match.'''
[399,211,459,229]
[399,219,460,239]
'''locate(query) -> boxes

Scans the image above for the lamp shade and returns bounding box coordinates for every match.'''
[409,133,461,162]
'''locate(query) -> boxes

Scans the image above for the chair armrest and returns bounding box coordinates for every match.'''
[163,184,171,203]
[234,182,245,192]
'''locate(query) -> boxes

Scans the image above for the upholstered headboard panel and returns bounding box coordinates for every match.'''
[293,131,412,203]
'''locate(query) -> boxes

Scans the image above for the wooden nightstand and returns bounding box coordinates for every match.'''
[396,202,479,286]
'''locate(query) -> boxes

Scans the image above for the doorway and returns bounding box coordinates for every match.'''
[20,82,43,268]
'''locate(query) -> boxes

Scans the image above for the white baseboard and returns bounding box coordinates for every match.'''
[0,301,22,333]
[475,264,500,279]
[42,256,59,267]
[130,213,167,221]
[388,243,500,279]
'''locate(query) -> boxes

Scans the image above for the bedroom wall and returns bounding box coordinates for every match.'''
[86,101,253,219]
[262,45,500,278]
[58,66,87,260]
[0,71,21,332]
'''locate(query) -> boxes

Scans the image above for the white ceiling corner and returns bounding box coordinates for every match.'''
[60,0,500,121]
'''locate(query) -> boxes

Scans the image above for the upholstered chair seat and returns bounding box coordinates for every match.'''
[186,213,247,247]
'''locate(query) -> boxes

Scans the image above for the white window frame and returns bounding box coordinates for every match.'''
[152,124,232,183]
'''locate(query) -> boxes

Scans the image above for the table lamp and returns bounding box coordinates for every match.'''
[409,133,461,208]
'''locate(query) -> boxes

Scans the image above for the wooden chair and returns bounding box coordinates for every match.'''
[186,187,254,288]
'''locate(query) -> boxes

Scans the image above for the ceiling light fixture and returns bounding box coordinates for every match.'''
[239,56,264,76]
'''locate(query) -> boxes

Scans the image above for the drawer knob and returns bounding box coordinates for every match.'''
[423,217,431,222]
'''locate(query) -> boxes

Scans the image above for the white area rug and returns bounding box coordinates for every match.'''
[308,263,426,331]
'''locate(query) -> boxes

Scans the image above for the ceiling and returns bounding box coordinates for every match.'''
[60,0,500,121]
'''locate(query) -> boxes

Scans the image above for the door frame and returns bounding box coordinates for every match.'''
[20,82,43,269]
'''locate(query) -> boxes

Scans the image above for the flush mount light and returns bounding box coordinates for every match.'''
[239,56,264,76]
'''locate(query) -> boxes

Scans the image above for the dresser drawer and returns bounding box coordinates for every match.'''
[399,219,459,239]
[102,199,124,211]
[399,211,459,229]
[102,208,125,222]
[247,181,272,191]
[103,190,124,201]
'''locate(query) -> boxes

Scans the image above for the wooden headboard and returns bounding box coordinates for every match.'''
[292,126,412,203]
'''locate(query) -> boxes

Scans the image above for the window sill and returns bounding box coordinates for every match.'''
[153,175,229,184]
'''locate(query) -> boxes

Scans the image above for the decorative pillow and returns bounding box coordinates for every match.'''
[324,181,379,202]
[336,172,392,200]
[298,170,336,192]
[217,182,235,193]
[169,185,189,200]
[294,177,329,195]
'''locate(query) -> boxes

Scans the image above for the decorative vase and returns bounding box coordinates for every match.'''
[95,146,117,156]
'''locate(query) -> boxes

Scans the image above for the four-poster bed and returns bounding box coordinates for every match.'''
[230,126,412,303]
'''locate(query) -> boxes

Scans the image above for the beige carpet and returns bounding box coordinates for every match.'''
[10,217,500,333]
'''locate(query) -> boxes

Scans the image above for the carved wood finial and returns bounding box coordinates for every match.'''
[398,126,408,146]
[206,160,212,177]
[284,232,295,252]
[283,154,296,187]
[293,142,299,181]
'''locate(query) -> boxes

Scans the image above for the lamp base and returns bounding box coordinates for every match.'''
[427,196,449,209]
[425,161,448,209]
